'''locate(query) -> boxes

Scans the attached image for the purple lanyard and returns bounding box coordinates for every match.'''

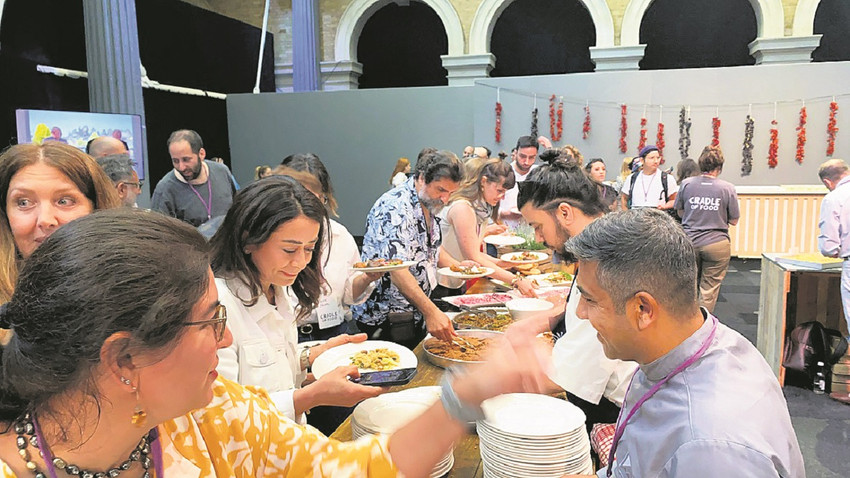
[188,177,213,220]
[606,315,718,477]
[33,415,165,478]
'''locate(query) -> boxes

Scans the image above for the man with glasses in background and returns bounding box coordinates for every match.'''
[95,153,143,208]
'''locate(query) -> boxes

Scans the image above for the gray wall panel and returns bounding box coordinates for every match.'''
[227,86,475,235]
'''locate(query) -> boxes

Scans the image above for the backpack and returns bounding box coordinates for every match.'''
[627,171,669,208]
[782,321,848,390]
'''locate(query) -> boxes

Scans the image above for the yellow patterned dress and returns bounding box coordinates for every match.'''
[0,378,400,477]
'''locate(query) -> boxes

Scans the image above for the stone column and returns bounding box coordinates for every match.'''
[82,0,145,115]
[589,45,646,71]
[81,0,150,201]
[292,0,321,92]
[441,54,496,87]
[748,36,823,65]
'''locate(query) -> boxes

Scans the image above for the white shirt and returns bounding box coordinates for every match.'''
[621,170,679,208]
[500,162,538,228]
[295,219,374,327]
[550,285,637,406]
[391,172,408,188]
[216,277,306,423]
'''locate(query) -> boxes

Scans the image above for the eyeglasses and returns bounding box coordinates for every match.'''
[120,180,144,189]
[182,304,227,341]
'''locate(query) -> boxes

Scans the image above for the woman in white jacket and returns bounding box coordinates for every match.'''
[210,177,381,423]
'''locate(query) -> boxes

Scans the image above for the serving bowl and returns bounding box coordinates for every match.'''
[505,298,554,321]
[423,329,504,368]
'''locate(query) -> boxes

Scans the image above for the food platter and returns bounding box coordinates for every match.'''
[423,329,503,368]
[483,234,526,246]
[441,292,515,309]
[500,251,549,265]
[311,340,418,379]
[525,271,574,288]
[437,266,495,279]
[351,260,417,273]
[452,309,514,331]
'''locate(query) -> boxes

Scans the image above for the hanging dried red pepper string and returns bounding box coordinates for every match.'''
[619,105,628,153]
[795,105,807,163]
[494,88,502,144]
[827,99,839,157]
[711,113,721,147]
[582,103,591,140]
[637,110,648,153]
[656,106,665,163]
[549,95,563,142]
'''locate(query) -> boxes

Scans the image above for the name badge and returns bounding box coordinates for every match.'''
[316,297,344,330]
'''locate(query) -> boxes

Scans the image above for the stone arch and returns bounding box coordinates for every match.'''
[620,0,784,46]
[792,0,820,36]
[334,0,463,62]
[468,0,615,54]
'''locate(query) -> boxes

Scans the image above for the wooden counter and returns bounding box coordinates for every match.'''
[757,253,846,384]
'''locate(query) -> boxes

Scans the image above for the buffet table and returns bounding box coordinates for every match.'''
[329,342,485,477]
[330,262,574,477]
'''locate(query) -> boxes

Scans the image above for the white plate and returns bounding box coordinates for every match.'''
[351,260,417,273]
[524,271,574,288]
[481,393,586,437]
[437,266,495,279]
[500,251,549,264]
[483,234,526,246]
[311,340,418,379]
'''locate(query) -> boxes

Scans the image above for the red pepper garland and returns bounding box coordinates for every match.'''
[619,105,628,153]
[768,120,779,168]
[549,95,563,142]
[637,116,648,153]
[495,101,502,143]
[795,106,807,163]
[711,117,721,147]
[827,101,839,156]
[582,105,591,140]
[657,122,665,161]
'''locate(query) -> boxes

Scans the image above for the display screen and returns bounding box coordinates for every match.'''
[15,109,146,180]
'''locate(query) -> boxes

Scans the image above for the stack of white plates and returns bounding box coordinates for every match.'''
[477,393,594,478]
[352,387,454,478]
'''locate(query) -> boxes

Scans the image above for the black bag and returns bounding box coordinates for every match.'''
[782,321,848,390]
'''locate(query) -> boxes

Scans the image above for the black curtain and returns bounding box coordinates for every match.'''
[812,0,850,62]
[639,0,757,70]
[357,2,448,89]
[0,0,274,190]
[489,0,595,78]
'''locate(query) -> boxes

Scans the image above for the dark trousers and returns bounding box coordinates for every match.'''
[297,320,349,343]
[356,319,426,350]
[566,392,621,433]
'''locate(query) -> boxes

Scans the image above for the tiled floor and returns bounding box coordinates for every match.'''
[716,259,850,478]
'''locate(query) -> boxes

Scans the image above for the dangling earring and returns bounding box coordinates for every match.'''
[130,381,147,427]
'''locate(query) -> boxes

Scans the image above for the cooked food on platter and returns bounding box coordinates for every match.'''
[510,251,539,262]
[349,348,401,371]
[452,309,514,331]
[442,293,514,308]
[450,264,486,275]
[538,331,556,346]
[354,258,404,268]
[530,271,573,287]
[424,336,493,362]
[513,263,541,276]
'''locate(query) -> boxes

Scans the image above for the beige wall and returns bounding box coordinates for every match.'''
[180,0,816,67]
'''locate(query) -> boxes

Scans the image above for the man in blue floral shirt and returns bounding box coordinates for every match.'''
[353,150,463,347]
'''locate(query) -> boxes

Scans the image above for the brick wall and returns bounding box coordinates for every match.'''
[178,0,809,80]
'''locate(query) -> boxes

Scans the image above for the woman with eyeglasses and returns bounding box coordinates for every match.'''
[0,208,549,477]
[209,176,382,425]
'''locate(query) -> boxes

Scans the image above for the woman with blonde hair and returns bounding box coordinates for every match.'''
[437,157,536,297]
[613,156,634,194]
[0,142,119,304]
[389,157,411,187]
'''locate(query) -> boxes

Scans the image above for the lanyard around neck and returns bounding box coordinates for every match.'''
[187,175,213,221]
[33,414,165,478]
[639,171,657,202]
[606,315,718,477]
